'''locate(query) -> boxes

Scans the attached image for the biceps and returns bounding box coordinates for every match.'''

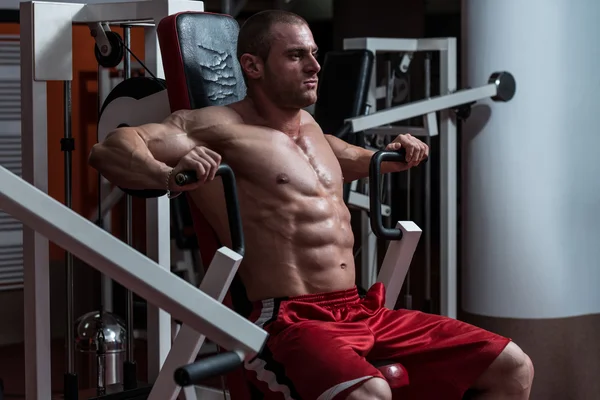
[324,134,350,157]
[325,134,362,162]
[136,120,197,166]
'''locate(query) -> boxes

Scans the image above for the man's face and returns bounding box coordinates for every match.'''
[258,23,321,109]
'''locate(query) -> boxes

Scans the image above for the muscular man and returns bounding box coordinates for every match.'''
[89,10,534,400]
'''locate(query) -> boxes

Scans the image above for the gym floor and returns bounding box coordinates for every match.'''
[0,338,224,399]
[0,338,148,399]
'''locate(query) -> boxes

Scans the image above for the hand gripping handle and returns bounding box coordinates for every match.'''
[175,164,244,255]
[369,149,411,240]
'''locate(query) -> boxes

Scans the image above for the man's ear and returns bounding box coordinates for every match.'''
[239,54,263,80]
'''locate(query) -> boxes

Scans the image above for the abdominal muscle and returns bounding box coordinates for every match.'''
[238,185,357,301]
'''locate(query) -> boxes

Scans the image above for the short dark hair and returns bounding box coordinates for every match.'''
[237,10,308,61]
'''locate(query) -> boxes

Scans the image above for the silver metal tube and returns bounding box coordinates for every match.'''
[123,26,135,363]
[64,80,75,373]
[424,53,432,308]
[384,58,393,228]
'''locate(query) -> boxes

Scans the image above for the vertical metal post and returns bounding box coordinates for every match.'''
[20,3,52,398]
[439,39,458,319]
[361,42,378,289]
[121,25,138,391]
[98,64,114,313]
[63,79,79,400]
[144,14,171,383]
[123,24,134,363]
[423,52,432,313]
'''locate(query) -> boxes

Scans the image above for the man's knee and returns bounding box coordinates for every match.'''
[345,377,392,400]
[493,342,535,394]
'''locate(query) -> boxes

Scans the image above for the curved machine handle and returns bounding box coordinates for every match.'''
[175,164,244,256]
[369,149,429,240]
[174,351,244,387]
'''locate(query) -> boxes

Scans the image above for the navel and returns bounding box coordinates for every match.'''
[276,173,290,184]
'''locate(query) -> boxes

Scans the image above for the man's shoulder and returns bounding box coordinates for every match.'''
[300,109,326,134]
[176,105,245,128]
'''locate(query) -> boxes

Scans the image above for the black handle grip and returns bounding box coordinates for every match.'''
[174,351,244,387]
[175,164,244,256]
[369,150,409,241]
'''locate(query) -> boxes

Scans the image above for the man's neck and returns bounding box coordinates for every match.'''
[244,94,302,137]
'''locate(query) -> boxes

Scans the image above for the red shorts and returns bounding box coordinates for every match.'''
[243,283,510,400]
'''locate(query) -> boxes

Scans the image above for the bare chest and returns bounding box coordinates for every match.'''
[229,129,343,196]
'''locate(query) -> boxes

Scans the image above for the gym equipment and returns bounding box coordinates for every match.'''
[62,76,79,399]
[74,311,126,391]
[11,0,510,397]
[18,1,209,398]
[340,37,516,318]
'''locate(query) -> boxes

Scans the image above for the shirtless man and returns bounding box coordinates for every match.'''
[89,10,534,400]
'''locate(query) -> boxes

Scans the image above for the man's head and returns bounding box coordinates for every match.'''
[237,10,321,109]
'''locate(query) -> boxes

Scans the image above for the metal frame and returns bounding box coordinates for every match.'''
[149,247,243,400]
[343,37,492,319]
[0,162,267,396]
[162,222,422,399]
[17,0,212,397]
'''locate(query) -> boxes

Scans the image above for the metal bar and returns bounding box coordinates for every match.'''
[366,126,430,138]
[143,0,205,381]
[63,79,76,375]
[439,39,458,319]
[424,52,432,312]
[122,24,136,366]
[148,247,243,400]
[346,83,497,133]
[376,222,422,309]
[343,37,450,53]
[20,3,52,398]
[73,1,160,24]
[143,19,171,384]
[0,164,268,355]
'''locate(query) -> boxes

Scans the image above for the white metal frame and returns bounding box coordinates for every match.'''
[344,37,498,319]
[0,162,267,397]
[18,0,211,398]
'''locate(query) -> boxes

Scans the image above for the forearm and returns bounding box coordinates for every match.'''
[339,145,407,182]
[89,128,171,190]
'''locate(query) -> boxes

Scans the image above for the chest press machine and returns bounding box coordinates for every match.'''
[6,0,516,398]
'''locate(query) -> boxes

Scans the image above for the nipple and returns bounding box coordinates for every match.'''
[276,173,290,184]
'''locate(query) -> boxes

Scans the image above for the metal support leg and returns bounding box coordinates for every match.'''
[148,247,242,400]
[144,0,205,381]
[20,4,52,398]
[144,14,171,384]
[439,39,458,319]
[376,221,422,309]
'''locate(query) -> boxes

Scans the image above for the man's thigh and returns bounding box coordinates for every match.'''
[368,309,511,399]
[244,320,384,400]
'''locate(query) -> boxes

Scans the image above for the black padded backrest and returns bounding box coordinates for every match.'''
[314,49,374,135]
[158,12,246,111]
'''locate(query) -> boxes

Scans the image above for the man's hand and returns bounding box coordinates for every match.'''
[386,134,429,168]
[169,146,222,191]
